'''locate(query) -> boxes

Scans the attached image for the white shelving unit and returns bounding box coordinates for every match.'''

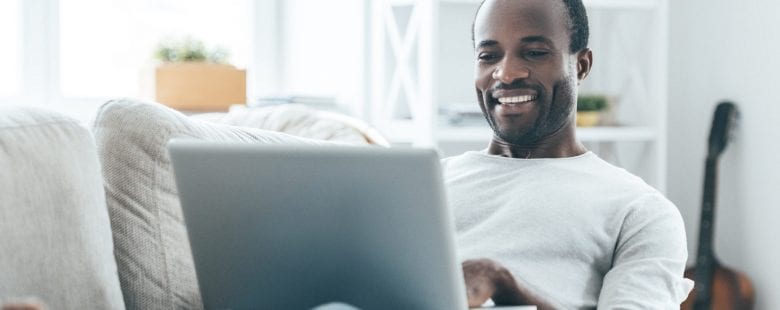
[364,0,669,191]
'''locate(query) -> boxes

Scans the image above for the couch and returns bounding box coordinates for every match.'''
[0,99,385,309]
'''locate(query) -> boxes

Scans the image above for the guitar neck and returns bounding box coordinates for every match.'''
[696,157,718,263]
[693,157,720,310]
[690,101,741,310]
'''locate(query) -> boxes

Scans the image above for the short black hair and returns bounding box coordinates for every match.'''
[472,0,590,53]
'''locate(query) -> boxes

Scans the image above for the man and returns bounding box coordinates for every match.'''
[442,0,693,308]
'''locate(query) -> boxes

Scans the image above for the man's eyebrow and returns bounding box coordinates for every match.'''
[520,35,554,46]
[476,40,498,49]
[476,36,555,49]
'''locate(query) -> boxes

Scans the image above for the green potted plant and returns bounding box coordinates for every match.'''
[153,37,245,112]
[576,94,608,127]
[154,37,229,63]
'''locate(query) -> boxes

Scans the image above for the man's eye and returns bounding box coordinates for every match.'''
[525,50,550,59]
[478,53,499,62]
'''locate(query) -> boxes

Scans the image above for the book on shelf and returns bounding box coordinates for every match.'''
[250,95,338,108]
[439,102,485,126]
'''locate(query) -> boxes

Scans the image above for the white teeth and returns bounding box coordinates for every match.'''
[497,95,536,104]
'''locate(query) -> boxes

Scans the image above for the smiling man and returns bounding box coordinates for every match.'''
[441,0,694,308]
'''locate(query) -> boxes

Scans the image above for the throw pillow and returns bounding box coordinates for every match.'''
[92,99,329,309]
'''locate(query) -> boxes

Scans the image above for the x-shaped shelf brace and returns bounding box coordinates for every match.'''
[369,0,436,145]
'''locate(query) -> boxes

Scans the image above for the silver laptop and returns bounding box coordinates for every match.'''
[168,140,468,309]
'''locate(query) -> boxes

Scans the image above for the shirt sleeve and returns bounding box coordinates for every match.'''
[597,193,694,309]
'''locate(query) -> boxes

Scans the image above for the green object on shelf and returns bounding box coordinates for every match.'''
[577,95,608,112]
[154,36,230,64]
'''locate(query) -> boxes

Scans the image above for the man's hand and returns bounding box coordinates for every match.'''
[462,258,554,309]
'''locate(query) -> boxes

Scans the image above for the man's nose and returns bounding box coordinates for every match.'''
[492,61,530,84]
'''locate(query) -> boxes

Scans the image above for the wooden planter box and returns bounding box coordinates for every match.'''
[155,63,246,112]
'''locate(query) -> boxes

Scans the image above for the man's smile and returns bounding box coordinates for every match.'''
[496,94,537,104]
[489,90,539,115]
[490,88,539,104]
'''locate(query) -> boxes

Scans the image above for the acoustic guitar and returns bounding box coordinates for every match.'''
[681,102,755,310]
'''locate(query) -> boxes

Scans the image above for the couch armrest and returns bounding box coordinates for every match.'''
[0,106,124,309]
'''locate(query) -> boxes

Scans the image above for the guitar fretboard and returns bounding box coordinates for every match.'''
[693,157,719,310]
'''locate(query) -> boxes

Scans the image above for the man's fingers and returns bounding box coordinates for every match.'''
[463,260,498,307]
[468,296,490,307]
[466,281,494,307]
[462,258,530,307]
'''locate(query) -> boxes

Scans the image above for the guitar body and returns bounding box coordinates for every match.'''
[682,264,755,310]
[680,102,754,310]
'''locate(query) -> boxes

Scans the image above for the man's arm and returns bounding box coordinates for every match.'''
[597,194,694,308]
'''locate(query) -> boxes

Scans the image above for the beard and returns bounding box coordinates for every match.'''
[483,77,577,146]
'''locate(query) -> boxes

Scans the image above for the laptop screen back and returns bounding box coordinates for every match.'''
[168,141,467,309]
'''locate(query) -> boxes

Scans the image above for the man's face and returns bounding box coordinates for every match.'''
[474,0,585,145]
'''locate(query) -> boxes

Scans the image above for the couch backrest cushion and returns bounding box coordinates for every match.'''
[192,104,390,146]
[0,106,125,309]
[92,99,332,310]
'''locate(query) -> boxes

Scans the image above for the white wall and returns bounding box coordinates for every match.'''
[252,0,282,99]
[280,0,365,114]
[668,1,780,308]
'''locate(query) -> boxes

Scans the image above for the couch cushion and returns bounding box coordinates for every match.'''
[192,104,389,146]
[0,106,125,309]
[92,99,331,309]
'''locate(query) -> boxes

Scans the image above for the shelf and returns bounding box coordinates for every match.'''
[577,126,657,141]
[435,125,657,142]
[382,121,657,144]
[368,0,669,190]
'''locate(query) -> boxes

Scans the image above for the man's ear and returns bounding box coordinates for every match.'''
[576,48,593,82]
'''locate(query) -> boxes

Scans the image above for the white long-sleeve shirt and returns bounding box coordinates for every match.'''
[442,150,694,309]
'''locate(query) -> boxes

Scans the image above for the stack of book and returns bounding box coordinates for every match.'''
[439,102,484,126]
[251,95,337,108]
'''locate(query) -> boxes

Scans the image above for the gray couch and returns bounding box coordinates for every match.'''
[0,99,383,309]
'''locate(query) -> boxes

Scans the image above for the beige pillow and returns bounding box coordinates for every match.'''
[92,99,330,309]
[0,106,124,309]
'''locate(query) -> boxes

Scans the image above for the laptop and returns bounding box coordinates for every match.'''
[168,140,468,309]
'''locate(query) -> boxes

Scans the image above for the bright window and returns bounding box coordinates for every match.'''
[59,0,251,98]
[0,0,21,97]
